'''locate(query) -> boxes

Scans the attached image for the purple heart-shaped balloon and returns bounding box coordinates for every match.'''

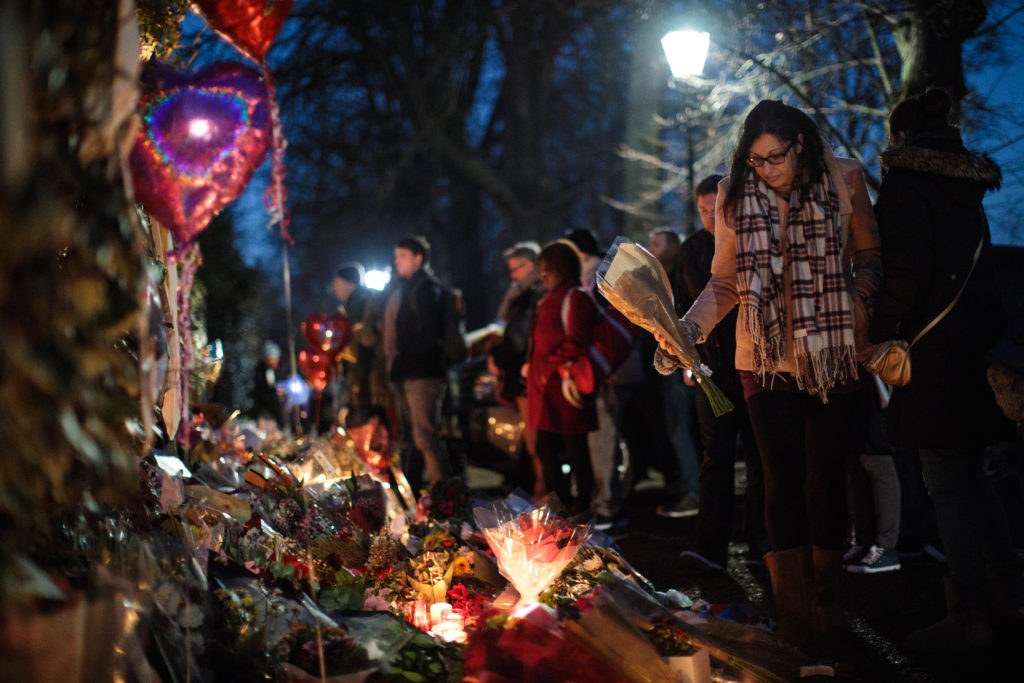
[130,62,272,247]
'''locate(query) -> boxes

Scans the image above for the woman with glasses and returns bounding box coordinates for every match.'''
[525,239,600,515]
[656,100,881,655]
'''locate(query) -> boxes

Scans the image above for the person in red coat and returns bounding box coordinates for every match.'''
[526,240,600,514]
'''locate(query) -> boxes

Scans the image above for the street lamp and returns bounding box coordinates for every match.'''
[661,30,710,78]
[661,30,709,234]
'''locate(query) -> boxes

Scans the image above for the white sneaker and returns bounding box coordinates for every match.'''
[846,545,901,574]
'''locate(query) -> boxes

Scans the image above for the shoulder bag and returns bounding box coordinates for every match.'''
[867,233,984,387]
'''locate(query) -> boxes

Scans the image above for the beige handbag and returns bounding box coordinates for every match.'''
[867,236,983,387]
[867,339,911,387]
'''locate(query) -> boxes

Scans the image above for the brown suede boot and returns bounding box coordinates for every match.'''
[764,547,814,645]
[905,577,994,654]
[811,547,847,641]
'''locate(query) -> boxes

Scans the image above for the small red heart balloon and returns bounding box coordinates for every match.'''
[194,0,296,63]
[298,347,334,394]
[302,313,352,356]
[129,62,271,248]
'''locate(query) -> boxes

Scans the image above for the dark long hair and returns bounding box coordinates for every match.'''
[538,239,582,290]
[723,100,828,215]
[889,88,956,141]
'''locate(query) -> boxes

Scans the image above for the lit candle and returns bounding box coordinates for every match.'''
[438,611,467,643]
[430,602,452,626]
[414,598,429,630]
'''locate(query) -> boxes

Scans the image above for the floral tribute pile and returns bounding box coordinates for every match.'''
[26,414,783,682]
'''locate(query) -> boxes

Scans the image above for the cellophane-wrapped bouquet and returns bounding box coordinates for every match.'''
[473,498,592,608]
[596,236,733,417]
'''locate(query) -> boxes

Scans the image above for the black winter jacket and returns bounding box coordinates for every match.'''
[491,280,542,401]
[674,229,742,399]
[391,268,447,381]
[869,131,1013,448]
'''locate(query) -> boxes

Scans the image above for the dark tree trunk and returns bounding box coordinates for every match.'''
[895,0,988,111]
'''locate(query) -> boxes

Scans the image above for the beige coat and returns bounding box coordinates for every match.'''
[684,155,880,374]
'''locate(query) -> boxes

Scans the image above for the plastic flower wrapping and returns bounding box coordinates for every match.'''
[596,236,733,417]
[564,588,688,682]
[473,497,593,608]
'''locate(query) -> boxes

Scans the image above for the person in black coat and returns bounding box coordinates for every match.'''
[252,340,285,428]
[488,241,546,496]
[384,235,452,493]
[332,262,376,426]
[868,88,1019,653]
[672,174,768,570]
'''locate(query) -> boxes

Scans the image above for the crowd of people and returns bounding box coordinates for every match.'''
[257,89,1023,662]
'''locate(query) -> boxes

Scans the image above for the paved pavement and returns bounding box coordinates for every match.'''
[605,474,1018,682]
[466,464,1019,682]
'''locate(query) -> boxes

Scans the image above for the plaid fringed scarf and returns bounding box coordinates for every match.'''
[734,168,857,400]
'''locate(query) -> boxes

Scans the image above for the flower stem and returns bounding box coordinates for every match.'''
[696,374,734,417]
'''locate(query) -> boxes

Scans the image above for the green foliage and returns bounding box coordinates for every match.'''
[390,630,465,683]
[646,617,697,657]
[0,0,147,606]
[136,0,191,62]
[318,568,368,612]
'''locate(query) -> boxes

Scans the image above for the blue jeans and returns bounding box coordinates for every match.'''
[919,447,1015,602]
[657,372,701,499]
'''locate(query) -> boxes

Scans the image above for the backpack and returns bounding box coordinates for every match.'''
[441,285,468,367]
[561,288,639,393]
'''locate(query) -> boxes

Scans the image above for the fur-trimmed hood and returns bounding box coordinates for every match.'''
[880,144,1002,191]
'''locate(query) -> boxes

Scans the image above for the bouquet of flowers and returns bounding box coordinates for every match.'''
[275,621,370,677]
[646,615,698,657]
[462,604,627,682]
[596,236,733,417]
[563,589,688,682]
[407,551,455,604]
[473,499,592,608]
[344,473,389,534]
[538,544,612,606]
[417,477,473,524]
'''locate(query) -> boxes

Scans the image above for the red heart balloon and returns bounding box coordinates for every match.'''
[129,62,271,248]
[298,348,334,394]
[194,0,295,63]
[302,313,352,356]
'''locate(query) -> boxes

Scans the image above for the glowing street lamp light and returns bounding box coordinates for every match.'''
[661,29,710,234]
[364,268,390,291]
[661,30,710,78]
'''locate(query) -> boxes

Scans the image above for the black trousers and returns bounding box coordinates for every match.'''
[745,389,859,551]
[694,388,766,563]
[535,430,593,515]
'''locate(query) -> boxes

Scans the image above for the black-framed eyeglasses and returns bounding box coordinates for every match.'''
[746,142,795,168]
